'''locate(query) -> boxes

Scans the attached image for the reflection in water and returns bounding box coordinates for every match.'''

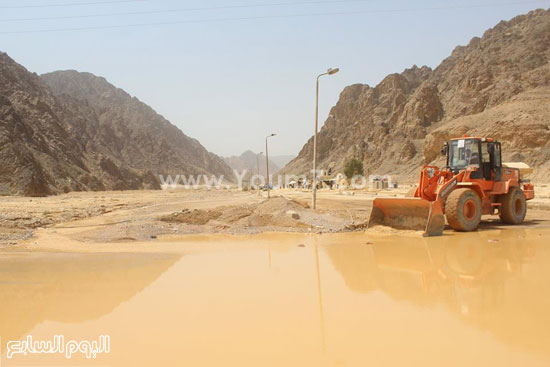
[0,252,181,351]
[325,230,550,357]
[314,239,327,354]
[0,230,549,366]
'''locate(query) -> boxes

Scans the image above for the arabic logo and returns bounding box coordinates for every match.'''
[7,335,110,359]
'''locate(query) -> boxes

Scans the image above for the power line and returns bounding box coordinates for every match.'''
[0,0,546,34]
[0,0,373,22]
[0,0,148,9]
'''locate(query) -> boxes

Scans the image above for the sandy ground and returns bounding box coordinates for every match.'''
[1,184,550,250]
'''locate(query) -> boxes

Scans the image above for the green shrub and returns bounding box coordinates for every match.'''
[344,158,364,179]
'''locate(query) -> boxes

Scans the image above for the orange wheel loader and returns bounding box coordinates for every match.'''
[368,136,535,236]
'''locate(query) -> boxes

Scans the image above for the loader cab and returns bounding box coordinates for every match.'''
[446,138,502,180]
[447,138,481,174]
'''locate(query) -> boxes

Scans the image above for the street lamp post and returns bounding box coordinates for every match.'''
[266,134,276,198]
[313,68,339,210]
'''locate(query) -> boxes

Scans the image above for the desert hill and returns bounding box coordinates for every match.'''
[42,71,233,183]
[281,8,550,181]
[1,52,99,196]
[0,52,233,196]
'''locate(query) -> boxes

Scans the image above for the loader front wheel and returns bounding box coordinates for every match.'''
[500,186,527,225]
[446,188,482,232]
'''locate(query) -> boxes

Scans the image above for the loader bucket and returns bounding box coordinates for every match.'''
[368,198,445,236]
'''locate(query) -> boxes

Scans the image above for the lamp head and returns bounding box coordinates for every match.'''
[327,68,340,75]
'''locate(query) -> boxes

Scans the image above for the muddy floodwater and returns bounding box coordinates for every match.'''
[1,228,550,366]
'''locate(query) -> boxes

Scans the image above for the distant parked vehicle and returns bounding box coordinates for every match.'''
[261,184,273,191]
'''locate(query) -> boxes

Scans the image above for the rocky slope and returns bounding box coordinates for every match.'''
[281,8,550,181]
[0,52,95,196]
[0,53,233,196]
[42,71,233,183]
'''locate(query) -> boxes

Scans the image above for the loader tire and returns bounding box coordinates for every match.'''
[445,188,482,232]
[500,186,527,225]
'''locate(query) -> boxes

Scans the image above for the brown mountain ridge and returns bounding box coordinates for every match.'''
[281,8,550,182]
[0,53,233,196]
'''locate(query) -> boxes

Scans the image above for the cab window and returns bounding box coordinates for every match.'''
[449,139,480,169]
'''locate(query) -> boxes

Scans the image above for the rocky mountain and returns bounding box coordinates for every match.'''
[41,71,233,183]
[1,52,95,196]
[224,150,279,178]
[0,53,233,196]
[281,8,550,181]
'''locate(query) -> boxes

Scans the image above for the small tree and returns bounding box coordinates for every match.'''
[344,158,364,179]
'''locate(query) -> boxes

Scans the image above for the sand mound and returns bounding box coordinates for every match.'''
[160,196,337,232]
[253,196,309,214]
[161,209,222,225]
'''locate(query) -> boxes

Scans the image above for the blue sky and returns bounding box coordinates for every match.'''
[0,0,546,156]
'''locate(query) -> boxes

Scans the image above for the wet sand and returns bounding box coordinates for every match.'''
[1,228,550,366]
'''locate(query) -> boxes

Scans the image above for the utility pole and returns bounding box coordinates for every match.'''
[313,67,339,210]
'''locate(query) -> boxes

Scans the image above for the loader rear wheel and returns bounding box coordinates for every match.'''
[500,186,527,225]
[445,188,482,232]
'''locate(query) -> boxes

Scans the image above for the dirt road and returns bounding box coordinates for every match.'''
[1,186,550,250]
